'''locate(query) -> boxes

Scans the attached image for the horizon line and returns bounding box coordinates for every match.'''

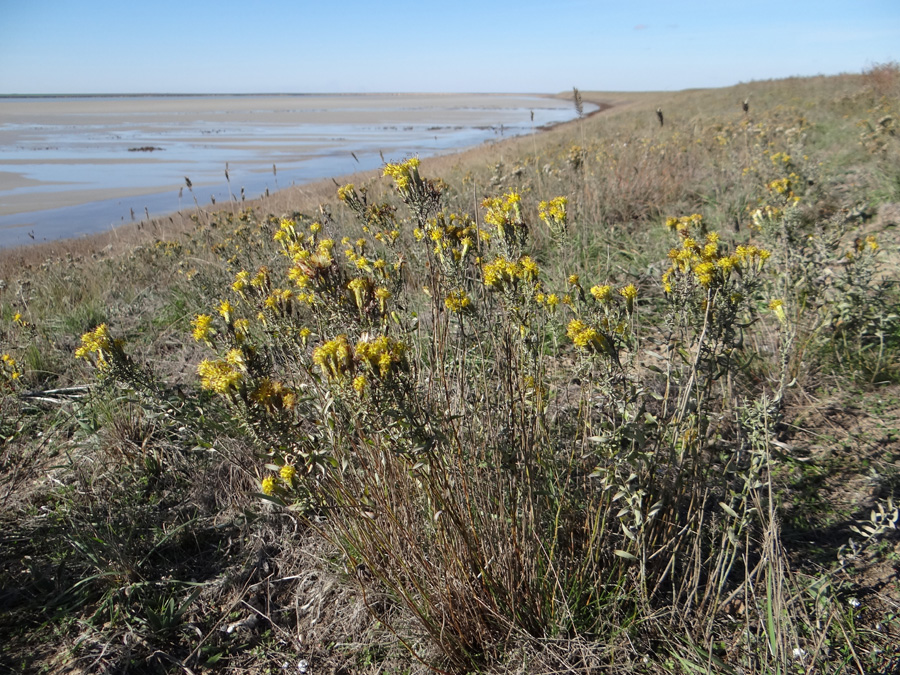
[0,91,566,99]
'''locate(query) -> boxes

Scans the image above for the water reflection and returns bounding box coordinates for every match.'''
[0,94,591,248]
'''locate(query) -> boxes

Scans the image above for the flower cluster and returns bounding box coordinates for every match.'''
[619,284,638,313]
[538,196,569,240]
[444,289,472,314]
[482,255,540,292]
[355,334,407,379]
[383,157,442,220]
[75,323,113,360]
[590,284,612,302]
[383,157,421,192]
[566,319,609,353]
[259,462,300,496]
[482,192,527,247]
[414,211,477,268]
[665,213,705,235]
[1,352,21,387]
[311,333,408,387]
[849,234,880,257]
[769,298,787,325]
[338,184,401,244]
[662,220,771,294]
[249,377,297,412]
[197,350,246,395]
[337,183,364,212]
[74,324,127,371]
[312,334,354,380]
[192,314,214,342]
[765,172,801,203]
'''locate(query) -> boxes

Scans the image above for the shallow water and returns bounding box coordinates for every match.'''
[0,94,588,248]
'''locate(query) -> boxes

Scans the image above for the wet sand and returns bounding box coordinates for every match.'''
[0,94,579,222]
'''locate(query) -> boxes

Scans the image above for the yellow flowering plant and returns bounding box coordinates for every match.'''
[0,352,21,390]
[382,157,442,224]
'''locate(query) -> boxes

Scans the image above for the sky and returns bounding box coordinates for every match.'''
[0,0,898,94]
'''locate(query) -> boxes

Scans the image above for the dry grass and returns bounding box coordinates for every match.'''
[2,69,900,674]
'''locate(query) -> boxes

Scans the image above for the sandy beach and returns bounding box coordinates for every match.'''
[0,93,587,247]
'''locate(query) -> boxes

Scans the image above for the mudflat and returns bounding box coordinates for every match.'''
[0,93,575,213]
[0,93,583,247]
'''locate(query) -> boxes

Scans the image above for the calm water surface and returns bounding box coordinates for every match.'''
[0,94,589,248]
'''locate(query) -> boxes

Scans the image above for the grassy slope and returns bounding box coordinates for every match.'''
[1,70,900,673]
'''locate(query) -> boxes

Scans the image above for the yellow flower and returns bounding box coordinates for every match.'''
[197,358,243,394]
[76,324,113,360]
[662,269,673,294]
[352,374,368,393]
[769,298,787,325]
[383,157,420,192]
[261,476,277,495]
[538,196,568,235]
[191,314,214,342]
[1,353,21,382]
[483,257,518,289]
[619,284,638,301]
[566,319,612,355]
[232,270,250,293]
[590,284,612,302]
[716,256,735,277]
[693,261,716,287]
[482,191,524,234]
[619,284,638,312]
[348,277,371,309]
[355,334,407,379]
[444,289,472,313]
[218,300,234,323]
[519,256,539,282]
[251,267,270,288]
[337,183,355,202]
[288,266,310,287]
[767,177,792,195]
[250,378,296,411]
[312,335,353,379]
[280,464,297,483]
[375,286,391,313]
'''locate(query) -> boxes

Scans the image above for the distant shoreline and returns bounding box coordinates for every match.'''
[0,91,558,100]
[0,93,592,249]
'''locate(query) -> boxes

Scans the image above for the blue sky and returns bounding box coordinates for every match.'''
[1,0,897,94]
